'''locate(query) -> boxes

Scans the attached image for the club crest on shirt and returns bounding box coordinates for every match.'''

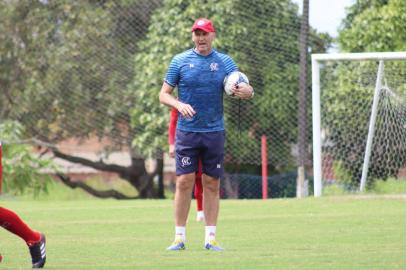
[210,62,219,71]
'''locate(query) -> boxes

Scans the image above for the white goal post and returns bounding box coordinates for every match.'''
[312,52,406,197]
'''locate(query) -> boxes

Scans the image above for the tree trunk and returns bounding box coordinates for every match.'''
[156,157,165,198]
[52,149,160,199]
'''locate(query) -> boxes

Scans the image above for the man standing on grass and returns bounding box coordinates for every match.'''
[168,106,205,222]
[159,17,253,251]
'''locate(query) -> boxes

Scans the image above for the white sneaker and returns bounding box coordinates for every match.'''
[196,211,205,222]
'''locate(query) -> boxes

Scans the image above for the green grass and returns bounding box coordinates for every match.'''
[322,178,406,196]
[370,178,406,194]
[1,195,406,269]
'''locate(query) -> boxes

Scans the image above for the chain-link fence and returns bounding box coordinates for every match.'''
[318,59,406,190]
[0,0,328,198]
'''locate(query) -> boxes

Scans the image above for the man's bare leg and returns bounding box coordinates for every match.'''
[167,172,195,251]
[175,173,195,226]
[202,174,223,251]
[202,174,220,226]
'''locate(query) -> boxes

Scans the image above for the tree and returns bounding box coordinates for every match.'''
[320,0,406,187]
[339,0,406,52]
[0,0,329,199]
[0,0,164,198]
[0,121,53,196]
[130,0,329,176]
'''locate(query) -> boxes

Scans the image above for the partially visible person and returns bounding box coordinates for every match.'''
[168,107,204,222]
[159,18,254,252]
[0,207,46,268]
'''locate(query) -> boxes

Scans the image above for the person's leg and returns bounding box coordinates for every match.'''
[174,173,195,227]
[202,175,223,251]
[200,131,224,251]
[167,173,194,250]
[167,173,195,250]
[194,178,204,221]
[167,130,200,251]
[0,207,40,244]
[0,207,46,268]
[194,162,204,221]
[202,175,219,226]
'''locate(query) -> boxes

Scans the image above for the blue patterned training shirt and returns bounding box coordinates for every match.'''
[165,49,238,132]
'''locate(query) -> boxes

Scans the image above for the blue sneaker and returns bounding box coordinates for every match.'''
[205,240,224,252]
[166,239,186,251]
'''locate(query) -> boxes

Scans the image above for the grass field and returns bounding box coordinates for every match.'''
[1,193,406,269]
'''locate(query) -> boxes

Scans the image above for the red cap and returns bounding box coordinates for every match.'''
[191,18,215,33]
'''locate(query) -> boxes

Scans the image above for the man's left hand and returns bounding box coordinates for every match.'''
[232,82,254,99]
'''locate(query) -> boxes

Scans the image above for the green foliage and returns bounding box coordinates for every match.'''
[0,0,160,149]
[130,0,240,156]
[322,183,349,196]
[0,0,330,178]
[370,178,406,194]
[130,0,328,171]
[321,63,375,176]
[323,0,406,187]
[332,160,358,189]
[339,0,406,52]
[0,121,55,196]
[323,177,406,195]
[321,60,405,187]
[340,0,389,30]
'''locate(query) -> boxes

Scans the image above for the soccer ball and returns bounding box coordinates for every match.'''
[223,71,249,97]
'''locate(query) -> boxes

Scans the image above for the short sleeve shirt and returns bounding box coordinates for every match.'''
[165,49,238,132]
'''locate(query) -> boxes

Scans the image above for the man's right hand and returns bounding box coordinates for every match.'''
[176,101,196,118]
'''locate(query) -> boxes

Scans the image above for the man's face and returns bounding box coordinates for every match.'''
[192,29,215,55]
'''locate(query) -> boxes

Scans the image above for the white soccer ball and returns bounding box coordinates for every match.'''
[223,71,249,97]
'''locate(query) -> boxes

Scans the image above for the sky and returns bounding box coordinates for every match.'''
[293,0,355,38]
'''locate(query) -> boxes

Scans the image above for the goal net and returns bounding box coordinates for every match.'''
[312,52,406,196]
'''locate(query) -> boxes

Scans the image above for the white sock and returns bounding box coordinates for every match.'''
[175,226,186,242]
[205,226,216,244]
[197,211,205,219]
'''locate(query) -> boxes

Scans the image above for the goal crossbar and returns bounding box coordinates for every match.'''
[312,52,406,62]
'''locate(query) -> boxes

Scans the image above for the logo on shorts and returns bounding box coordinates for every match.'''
[181,156,191,167]
[217,164,221,168]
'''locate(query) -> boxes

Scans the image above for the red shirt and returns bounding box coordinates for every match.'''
[168,107,177,145]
